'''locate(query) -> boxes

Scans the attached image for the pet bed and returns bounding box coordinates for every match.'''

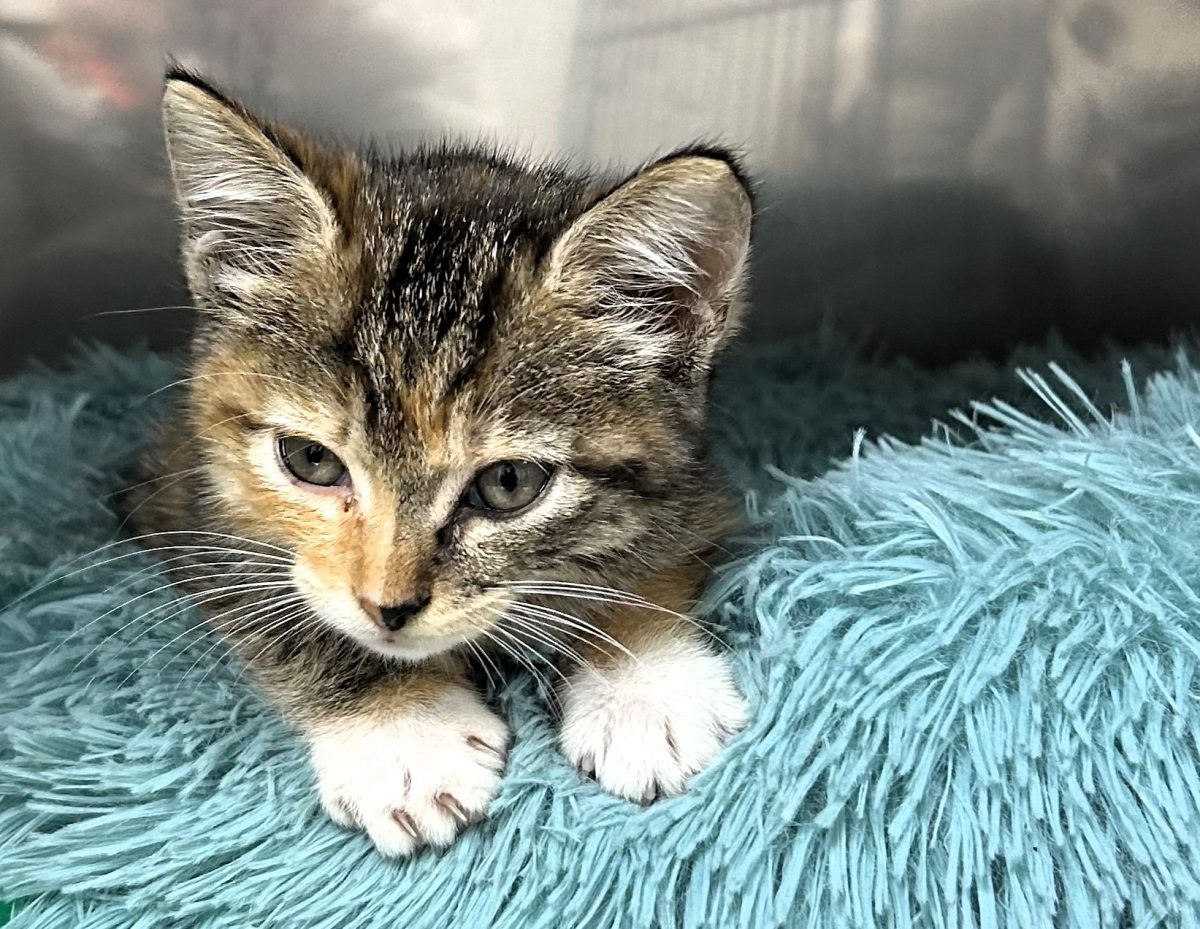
[1,335,1198,928]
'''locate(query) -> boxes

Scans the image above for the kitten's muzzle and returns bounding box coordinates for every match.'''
[374,595,431,632]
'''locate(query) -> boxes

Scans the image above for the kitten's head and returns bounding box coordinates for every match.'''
[160,69,752,661]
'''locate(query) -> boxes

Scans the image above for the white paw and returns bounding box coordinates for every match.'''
[308,684,509,857]
[559,637,747,803]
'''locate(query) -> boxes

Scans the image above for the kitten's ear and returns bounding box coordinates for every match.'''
[547,151,753,371]
[161,70,340,300]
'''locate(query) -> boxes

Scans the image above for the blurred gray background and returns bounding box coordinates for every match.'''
[0,0,1198,373]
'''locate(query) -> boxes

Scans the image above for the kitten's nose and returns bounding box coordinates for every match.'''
[377,595,430,632]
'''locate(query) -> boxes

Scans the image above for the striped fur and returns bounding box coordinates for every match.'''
[133,68,754,853]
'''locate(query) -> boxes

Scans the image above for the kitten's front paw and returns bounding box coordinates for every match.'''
[308,684,508,857]
[559,638,747,803]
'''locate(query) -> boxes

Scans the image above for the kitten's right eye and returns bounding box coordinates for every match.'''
[277,436,349,488]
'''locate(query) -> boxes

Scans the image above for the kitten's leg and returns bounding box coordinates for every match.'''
[299,661,509,857]
[557,569,747,803]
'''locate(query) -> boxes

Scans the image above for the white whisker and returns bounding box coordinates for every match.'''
[229,606,325,687]
[160,592,311,680]
[124,591,307,688]
[84,303,196,319]
[490,606,591,667]
[502,601,629,664]
[463,639,501,694]
[72,577,295,677]
[105,466,207,500]
[502,580,729,649]
[39,557,291,663]
[6,530,292,610]
[471,619,557,695]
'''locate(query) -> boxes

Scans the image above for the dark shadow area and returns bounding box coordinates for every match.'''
[1067,169,1200,348]
[747,180,1072,365]
[0,202,191,366]
[745,171,1200,367]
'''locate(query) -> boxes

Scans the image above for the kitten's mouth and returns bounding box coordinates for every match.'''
[351,593,509,662]
[363,628,462,662]
[294,564,505,662]
[351,604,494,662]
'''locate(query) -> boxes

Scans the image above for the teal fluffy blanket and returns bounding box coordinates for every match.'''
[2,337,1199,928]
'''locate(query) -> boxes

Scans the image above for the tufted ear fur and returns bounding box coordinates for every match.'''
[546,152,753,373]
[161,69,341,306]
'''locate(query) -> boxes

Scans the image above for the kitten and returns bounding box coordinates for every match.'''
[132,67,752,857]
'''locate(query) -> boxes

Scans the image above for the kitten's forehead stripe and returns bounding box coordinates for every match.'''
[314,152,598,472]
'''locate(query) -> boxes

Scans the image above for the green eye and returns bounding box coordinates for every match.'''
[277,436,349,488]
[467,460,551,513]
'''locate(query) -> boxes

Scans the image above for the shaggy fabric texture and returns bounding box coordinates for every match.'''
[1,337,1199,928]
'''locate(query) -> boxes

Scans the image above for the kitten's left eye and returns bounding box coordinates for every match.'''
[277,435,349,487]
[467,460,551,513]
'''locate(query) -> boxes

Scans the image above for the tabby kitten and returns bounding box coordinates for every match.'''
[134,68,752,857]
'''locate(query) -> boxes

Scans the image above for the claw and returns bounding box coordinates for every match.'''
[437,793,470,826]
[390,809,419,841]
[467,735,506,763]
